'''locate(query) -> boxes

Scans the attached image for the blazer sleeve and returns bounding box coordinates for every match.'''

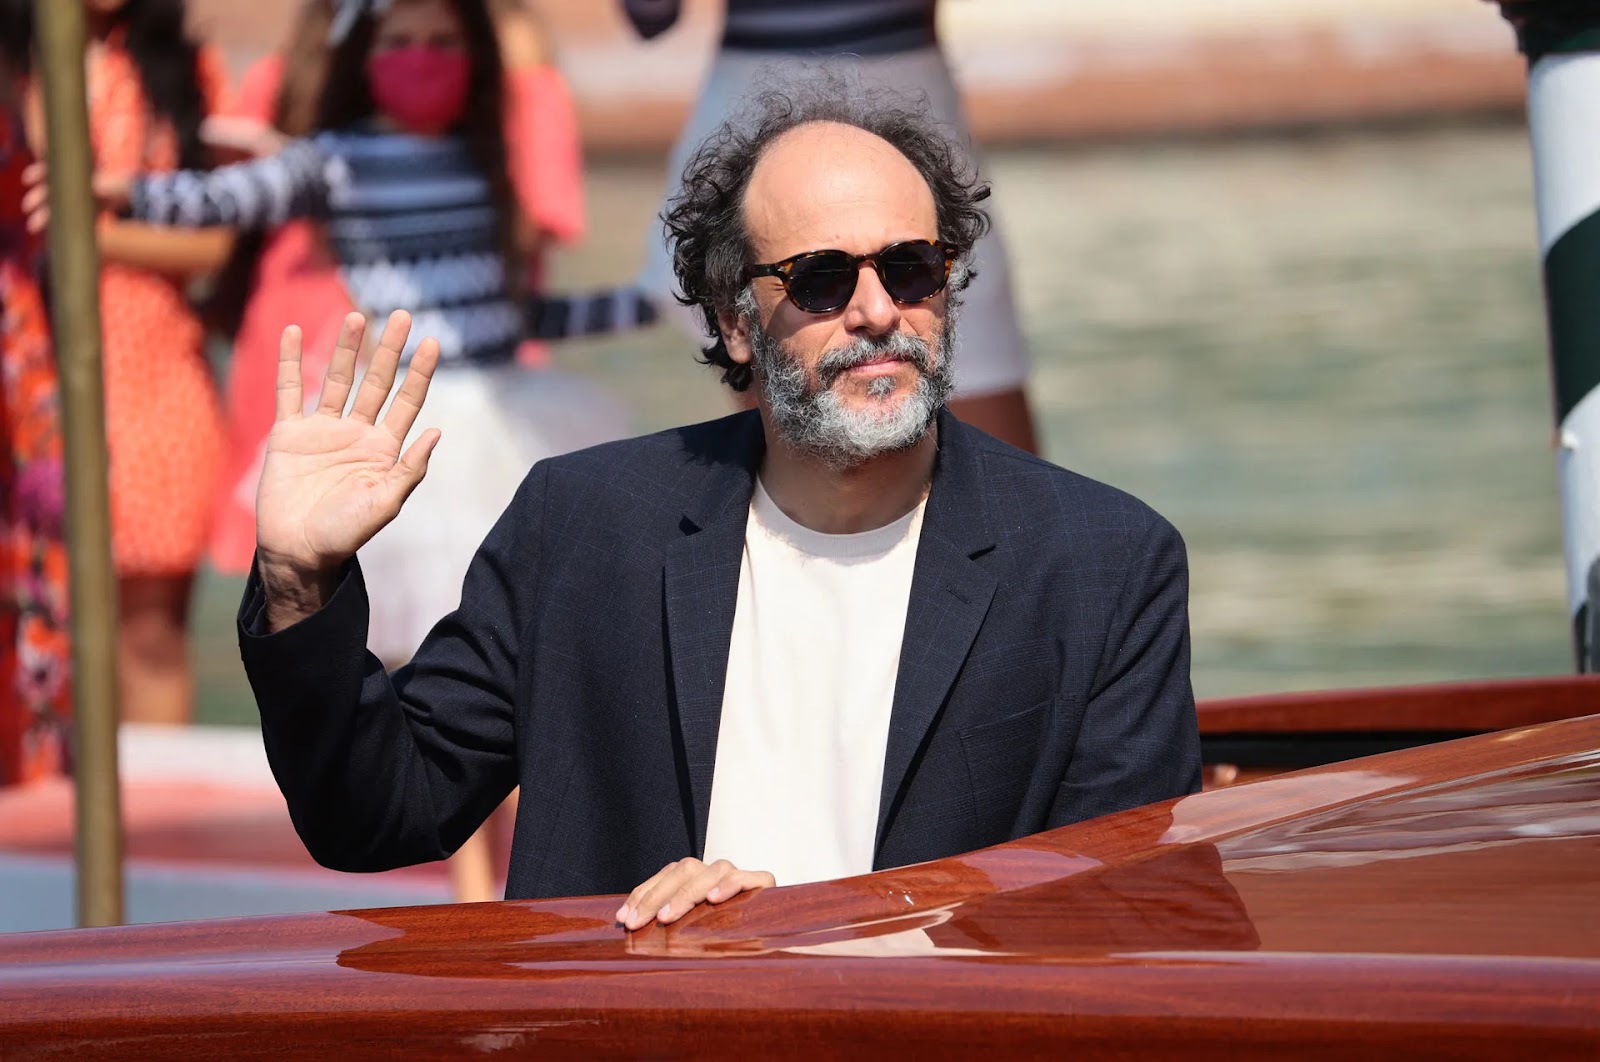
[237,464,549,872]
[1047,514,1201,827]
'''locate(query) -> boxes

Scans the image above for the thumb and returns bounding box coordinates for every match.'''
[390,427,441,501]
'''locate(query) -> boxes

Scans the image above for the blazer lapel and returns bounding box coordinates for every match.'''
[876,412,998,853]
[662,412,762,857]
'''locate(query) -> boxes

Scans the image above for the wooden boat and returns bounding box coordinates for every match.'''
[1198,674,1600,784]
[2,681,1596,1059]
[6,3,1596,1054]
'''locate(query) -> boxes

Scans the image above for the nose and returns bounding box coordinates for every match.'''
[840,261,900,337]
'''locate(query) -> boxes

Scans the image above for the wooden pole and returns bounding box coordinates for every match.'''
[34,0,124,927]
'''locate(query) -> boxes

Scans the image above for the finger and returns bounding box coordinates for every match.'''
[22,162,43,186]
[315,313,365,416]
[626,864,696,929]
[705,869,776,905]
[349,310,412,424]
[620,861,679,917]
[388,428,440,499]
[381,336,438,444]
[26,204,48,234]
[21,181,46,216]
[622,863,676,913]
[620,860,700,930]
[655,859,738,926]
[275,325,304,422]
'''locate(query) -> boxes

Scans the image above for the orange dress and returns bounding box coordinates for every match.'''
[86,39,229,576]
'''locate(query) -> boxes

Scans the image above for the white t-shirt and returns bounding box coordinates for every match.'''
[702,479,927,886]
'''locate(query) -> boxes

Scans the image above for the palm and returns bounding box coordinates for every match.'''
[257,311,442,574]
[258,414,407,565]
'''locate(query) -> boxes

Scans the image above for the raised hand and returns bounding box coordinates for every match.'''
[256,310,441,631]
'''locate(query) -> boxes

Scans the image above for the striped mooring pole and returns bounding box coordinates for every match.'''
[1494,1,1600,669]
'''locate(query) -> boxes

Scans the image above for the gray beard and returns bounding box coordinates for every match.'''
[745,299,957,469]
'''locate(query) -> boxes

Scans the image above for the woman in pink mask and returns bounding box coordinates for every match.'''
[38,0,643,684]
[200,0,595,585]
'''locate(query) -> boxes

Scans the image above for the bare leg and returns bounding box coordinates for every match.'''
[116,574,196,725]
[449,823,499,903]
[449,787,521,903]
[947,388,1039,455]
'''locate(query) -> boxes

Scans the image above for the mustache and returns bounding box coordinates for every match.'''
[814,331,934,390]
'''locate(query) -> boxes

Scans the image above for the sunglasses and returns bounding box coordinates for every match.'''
[748,239,958,314]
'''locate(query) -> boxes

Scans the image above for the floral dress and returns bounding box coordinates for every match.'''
[0,114,70,786]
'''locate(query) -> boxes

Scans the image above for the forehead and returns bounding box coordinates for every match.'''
[743,121,938,261]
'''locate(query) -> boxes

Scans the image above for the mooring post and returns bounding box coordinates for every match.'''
[1493,0,1600,668]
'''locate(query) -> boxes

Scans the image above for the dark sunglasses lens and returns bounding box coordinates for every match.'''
[786,254,857,311]
[879,243,948,302]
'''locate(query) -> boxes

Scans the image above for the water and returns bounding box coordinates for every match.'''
[193,122,1566,723]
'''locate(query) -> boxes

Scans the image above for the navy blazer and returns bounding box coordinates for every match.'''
[240,409,1200,900]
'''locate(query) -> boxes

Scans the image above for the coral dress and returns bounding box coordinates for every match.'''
[85,38,229,576]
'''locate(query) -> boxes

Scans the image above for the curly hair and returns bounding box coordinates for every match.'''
[662,77,992,392]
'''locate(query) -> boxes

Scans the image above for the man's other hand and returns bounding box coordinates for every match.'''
[257,310,441,631]
[616,858,775,930]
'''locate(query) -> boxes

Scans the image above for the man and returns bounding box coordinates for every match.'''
[242,82,1200,930]
[624,0,1042,454]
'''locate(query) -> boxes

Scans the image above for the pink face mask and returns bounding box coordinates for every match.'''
[365,47,471,135]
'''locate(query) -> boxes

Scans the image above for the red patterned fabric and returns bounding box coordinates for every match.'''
[0,115,71,786]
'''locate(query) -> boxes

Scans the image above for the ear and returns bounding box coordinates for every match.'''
[717,304,755,367]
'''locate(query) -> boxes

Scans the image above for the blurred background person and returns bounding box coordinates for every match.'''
[193,0,358,577]
[0,82,70,787]
[197,0,603,904]
[198,0,595,581]
[623,0,1039,453]
[2,0,233,726]
[67,0,631,670]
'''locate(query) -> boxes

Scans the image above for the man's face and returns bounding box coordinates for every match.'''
[720,122,957,464]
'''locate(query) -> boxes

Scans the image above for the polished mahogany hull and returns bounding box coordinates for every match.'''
[2,681,1598,1059]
